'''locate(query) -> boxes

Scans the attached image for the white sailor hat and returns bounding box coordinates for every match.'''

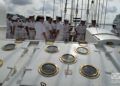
[12,15,19,20]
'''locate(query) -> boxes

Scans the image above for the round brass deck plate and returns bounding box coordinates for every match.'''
[106,42,114,46]
[80,65,100,79]
[60,54,76,64]
[2,44,16,51]
[76,47,89,55]
[0,59,3,67]
[45,46,58,53]
[38,63,59,77]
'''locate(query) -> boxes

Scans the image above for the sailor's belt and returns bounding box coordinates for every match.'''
[29,28,35,30]
[18,26,24,28]
[77,33,85,35]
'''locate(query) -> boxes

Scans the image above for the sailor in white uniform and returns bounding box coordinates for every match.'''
[116,24,120,37]
[24,18,30,39]
[35,16,47,41]
[6,16,13,39]
[44,16,52,40]
[22,20,28,39]
[76,20,87,42]
[11,16,19,39]
[27,16,35,40]
[111,24,118,35]
[63,20,70,41]
[51,20,57,40]
[55,16,64,41]
[89,20,98,27]
[14,19,27,40]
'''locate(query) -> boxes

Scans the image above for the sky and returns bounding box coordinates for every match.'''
[0,0,120,25]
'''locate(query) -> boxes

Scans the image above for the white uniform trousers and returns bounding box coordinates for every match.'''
[14,27,27,39]
[6,29,14,39]
[28,30,35,40]
[77,33,85,42]
[63,32,69,41]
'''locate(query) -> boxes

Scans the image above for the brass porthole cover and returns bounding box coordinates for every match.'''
[2,44,16,51]
[80,65,100,79]
[0,59,3,67]
[15,39,24,43]
[76,47,89,55]
[45,46,58,53]
[60,54,76,64]
[106,42,114,46]
[38,63,59,77]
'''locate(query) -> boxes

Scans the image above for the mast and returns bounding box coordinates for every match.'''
[81,0,84,19]
[53,0,56,19]
[64,0,68,19]
[97,0,101,24]
[103,0,108,29]
[75,0,79,26]
[60,0,63,18]
[70,0,75,24]
[86,0,90,25]
[42,0,46,16]
[94,0,98,20]
[100,0,105,26]
[75,0,79,19]
[90,0,95,20]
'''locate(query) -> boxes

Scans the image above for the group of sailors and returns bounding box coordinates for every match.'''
[6,14,100,42]
[112,24,120,37]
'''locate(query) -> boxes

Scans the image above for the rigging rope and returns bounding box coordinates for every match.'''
[42,0,46,16]
[99,0,105,26]
[76,0,79,19]
[60,0,63,18]
[81,0,84,19]
[86,0,90,25]
[103,0,108,29]
[64,0,68,19]
[70,0,74,24]
[97,0,101,24]
[94,0,98,20]
[90,0,95,21]
[53,0,56,19]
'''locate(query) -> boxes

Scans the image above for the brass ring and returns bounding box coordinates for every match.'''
[80,65,100,79]
[106,42,114,46]
[79,44,87,47]
[45,46,58,53]
[0,59,3,67]
[38,63,59,77]
[2,44,16,51]
[60,54,77,64]
[46,41,54,45]
[76,47,89,55]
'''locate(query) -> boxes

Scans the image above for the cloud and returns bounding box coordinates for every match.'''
[107,6,117,13]
[9,0,33,6]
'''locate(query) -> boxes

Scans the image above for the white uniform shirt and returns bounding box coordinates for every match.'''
[35,22,46,40]
[27,21,35,28]
[76,24,87,34]
[6,19,13,38]
[52,23,56,29]
[14,21,27,39]
[63,24,70,33]
[44,21,52,38]
[11,21,18,29]
[63,24,70,39]
[7,19,12,30]
[44,21,52,31]
[56,22,64,41]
